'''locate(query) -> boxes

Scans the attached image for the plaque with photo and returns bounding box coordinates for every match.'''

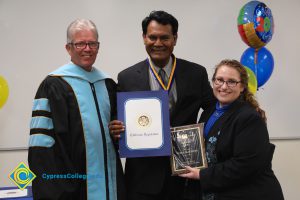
[170,123,207,175]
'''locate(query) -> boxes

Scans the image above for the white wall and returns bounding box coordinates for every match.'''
[0,140,299,199]
[1,0,300,149]
[0,0,299,199]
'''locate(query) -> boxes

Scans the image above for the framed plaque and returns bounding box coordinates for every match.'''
[170,123,207,175]
[117,90,171,158]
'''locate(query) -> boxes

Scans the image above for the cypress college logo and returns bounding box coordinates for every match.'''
[8,162,36,190]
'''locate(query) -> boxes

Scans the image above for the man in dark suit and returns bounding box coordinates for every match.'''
[109,11,215,200]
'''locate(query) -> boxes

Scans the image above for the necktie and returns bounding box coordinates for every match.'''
[158,69,168,87]
[158,69,175,113]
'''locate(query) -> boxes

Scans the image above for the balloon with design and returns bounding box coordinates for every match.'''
[238,1,274,49]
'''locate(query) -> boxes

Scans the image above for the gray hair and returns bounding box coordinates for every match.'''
[66,19,98,43]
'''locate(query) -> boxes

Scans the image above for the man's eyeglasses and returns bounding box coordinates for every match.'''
[213,78,241,88]
[69,42,99,49]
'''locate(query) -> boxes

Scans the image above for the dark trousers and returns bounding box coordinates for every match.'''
[127,177,201,200]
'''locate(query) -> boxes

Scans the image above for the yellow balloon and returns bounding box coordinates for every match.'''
[244,66,257,95]
[0,75,9,109]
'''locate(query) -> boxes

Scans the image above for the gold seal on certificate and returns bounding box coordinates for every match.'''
[170,123,207,175]
[137,114,151,127]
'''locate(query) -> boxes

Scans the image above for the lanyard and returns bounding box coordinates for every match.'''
[148,55,176,91]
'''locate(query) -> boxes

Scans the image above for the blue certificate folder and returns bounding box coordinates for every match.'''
[117,90,171,158]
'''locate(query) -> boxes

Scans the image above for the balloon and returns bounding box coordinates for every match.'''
[240,47,274,87]
[238,1,274,49]
[0,75,9,109]
[243,66,257,95]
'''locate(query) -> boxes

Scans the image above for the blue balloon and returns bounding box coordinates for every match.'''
[240,47,274,87]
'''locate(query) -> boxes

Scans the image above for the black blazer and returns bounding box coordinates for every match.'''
[198,100,284,200]
[117,58,215,197]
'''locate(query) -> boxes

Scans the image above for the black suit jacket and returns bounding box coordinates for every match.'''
[198,100,284,200]
[118,58,215,197]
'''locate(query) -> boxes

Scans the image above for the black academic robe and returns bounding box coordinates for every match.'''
[28,64,125,200]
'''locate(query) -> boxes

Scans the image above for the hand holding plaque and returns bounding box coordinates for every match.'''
[170,123,207,175]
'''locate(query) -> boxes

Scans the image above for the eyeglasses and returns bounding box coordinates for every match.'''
[69,41,99,49]
[213,78,241,88]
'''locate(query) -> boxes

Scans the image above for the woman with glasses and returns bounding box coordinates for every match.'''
[179,59,284,200]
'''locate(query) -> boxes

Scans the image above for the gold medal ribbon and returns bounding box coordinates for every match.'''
[148,55,176,91]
